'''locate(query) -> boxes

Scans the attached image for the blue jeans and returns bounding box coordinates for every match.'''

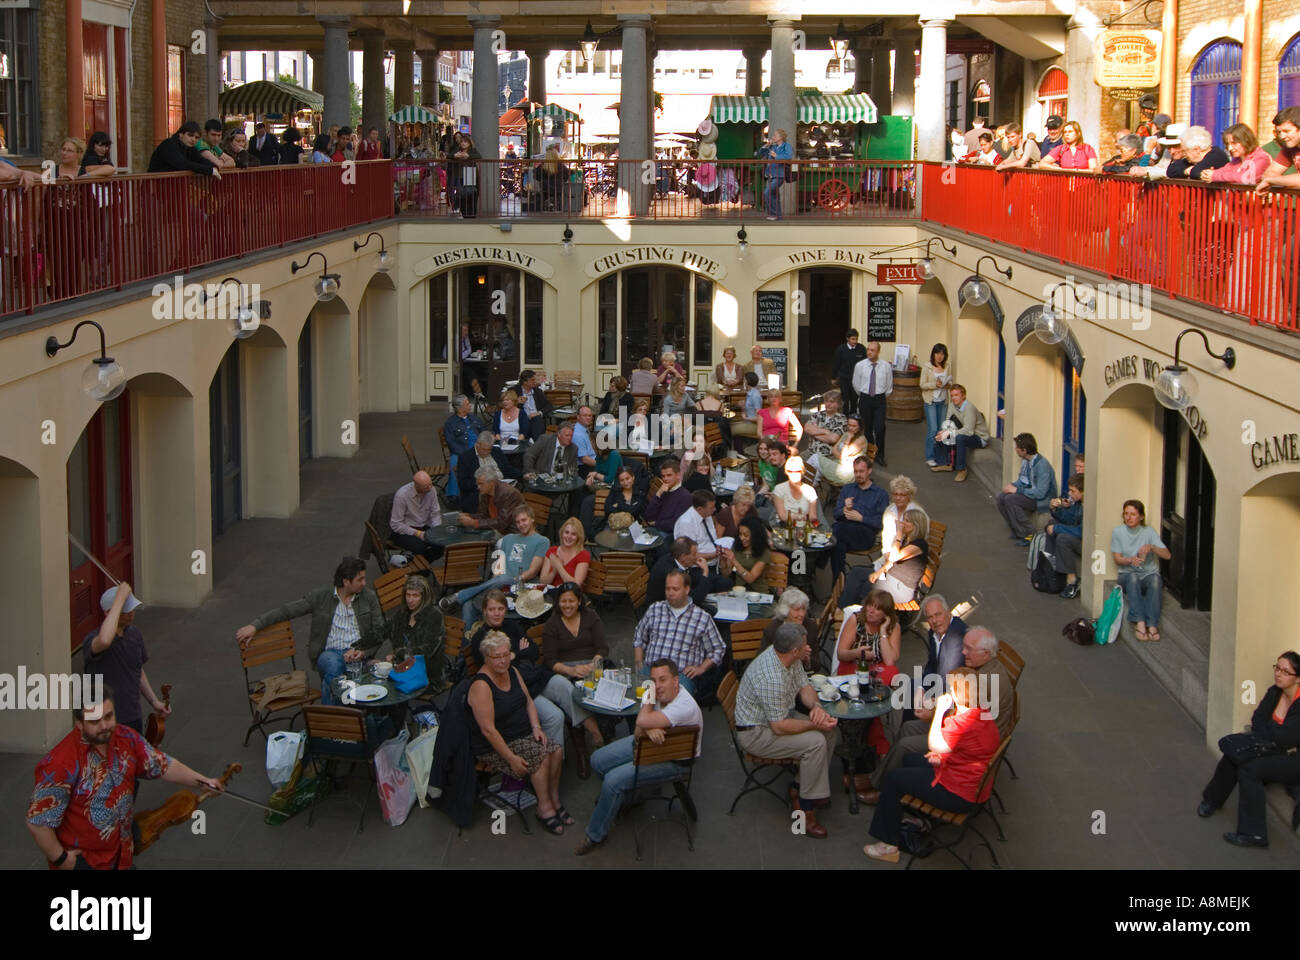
[586,734,689,843]
[923,401,945,462]
[456,574,514,625]
[317,649,347,706]
[1118,569,1162,628]
[763,177,784,218]
[952,434,987,470]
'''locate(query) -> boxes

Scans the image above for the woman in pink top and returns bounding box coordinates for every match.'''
[1039,120,1100,172]
[755,388,803,446]
[1202,123,1271,185]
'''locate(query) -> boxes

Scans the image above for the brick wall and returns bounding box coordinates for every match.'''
[30,0,208,171]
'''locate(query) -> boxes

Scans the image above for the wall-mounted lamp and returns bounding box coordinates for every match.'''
[1154,328,1236,410]
[736,225,749,261]
[580,20,621,65]
[353,231,392,272]
[561,224,574,256]
[203,277,263,340]
[961,255,1013,306]
[917,237,957,280]
[45,320,126,402]
[291,251,341,302]
[1035,280,1093,345]
[830,19,885,61]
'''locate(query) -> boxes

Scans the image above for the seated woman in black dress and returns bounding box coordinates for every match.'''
[1199,651,1300,847]
[467,632,567,833]
[603,465,648,521]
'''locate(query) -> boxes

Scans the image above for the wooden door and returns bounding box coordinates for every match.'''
[82,23,110,142]
[67,394,133,650]
[210,344,242,533]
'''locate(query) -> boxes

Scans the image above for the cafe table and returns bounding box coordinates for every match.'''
[421,520,498,549]
[569,674,643,736]
[768,529,837,559]
[701,592,775,621]
[591,526,664,555]
[525,473,588,535]
[333,667,431,740]
[813,674,894,815]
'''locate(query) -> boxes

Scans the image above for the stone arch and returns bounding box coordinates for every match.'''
[0,455,42,751]
[915,277,953,365]
[360,273,400,413]
[306,295,359,458]
[953,276,1006,436]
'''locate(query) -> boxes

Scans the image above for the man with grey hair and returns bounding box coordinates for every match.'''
[1169,125,1228,180]
[390,469,443,562]
[961,626,1014,740]
[734,622,839,838]
[445,394,485,501]
[457,430,515,512]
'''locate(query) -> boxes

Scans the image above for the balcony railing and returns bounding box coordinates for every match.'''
[0,161,392,319]
[920,162,1300,332]
[394,158,919,220]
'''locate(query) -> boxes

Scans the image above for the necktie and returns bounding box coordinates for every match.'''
[868,362,877,396]
[551,442,560,473]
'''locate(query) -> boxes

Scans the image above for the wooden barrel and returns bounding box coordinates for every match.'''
[887,371,924,422]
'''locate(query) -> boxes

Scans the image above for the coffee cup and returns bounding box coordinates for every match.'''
[372,661,393,679]
[731,585,747,597]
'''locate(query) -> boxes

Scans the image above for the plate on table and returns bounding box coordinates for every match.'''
[817,688,841,703]
[351,684,387,702]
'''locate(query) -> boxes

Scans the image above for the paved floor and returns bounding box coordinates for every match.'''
[5,410,1297,870]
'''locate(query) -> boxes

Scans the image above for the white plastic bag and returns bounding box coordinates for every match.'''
[375,729,416,826]
[405,726,440,808]
[266,731,305,787]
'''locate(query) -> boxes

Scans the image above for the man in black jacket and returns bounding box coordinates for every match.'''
[456,430,516,511]
[250,121,280,166]
[148,121,220,178]
[832,328,867,412]
[647,537,730,605]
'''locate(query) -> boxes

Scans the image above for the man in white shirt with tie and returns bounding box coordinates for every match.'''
[851,341,893,468]
[674,489,726,565]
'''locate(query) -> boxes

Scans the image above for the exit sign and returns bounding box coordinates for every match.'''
[876,263,924,285]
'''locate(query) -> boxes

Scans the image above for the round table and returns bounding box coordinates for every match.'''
[700,594,775,621]
[526,474,588,533]
[334,668,430,740]
[422,522,497,549]
[591,527,665,554]
[768,531,837,558]
[710,482,736,504]
[817,679,894,815]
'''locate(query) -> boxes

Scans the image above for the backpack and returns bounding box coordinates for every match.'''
[1093,585,1125,645]
[1062,617,1095,646]
[1030,551,1065,594]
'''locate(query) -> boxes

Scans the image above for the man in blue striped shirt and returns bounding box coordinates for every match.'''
[633,570,725,695]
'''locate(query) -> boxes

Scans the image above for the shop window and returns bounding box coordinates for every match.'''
[826,59,842,78]
[598,275,618,366]
[694,278,714,367]
[167,45,185,136]
[428,273,448,363]
[0,8,38,155]
[524,273,543,365]
[1060,355,1085,484]
[1280,33,1300,109]
[1190,40,1241,147]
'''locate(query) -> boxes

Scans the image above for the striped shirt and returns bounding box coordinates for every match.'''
[633,600,725,672]
[325,591,362,652]
[735,645,808,727]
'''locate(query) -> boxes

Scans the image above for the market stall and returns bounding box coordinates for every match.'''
[389,104,447,158]
[218,80,323,145]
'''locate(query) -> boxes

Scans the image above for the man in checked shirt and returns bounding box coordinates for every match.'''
[633,570,726,696]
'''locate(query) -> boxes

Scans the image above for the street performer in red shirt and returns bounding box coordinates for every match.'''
[26,684,224,870]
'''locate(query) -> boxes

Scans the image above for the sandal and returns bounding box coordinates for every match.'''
[1147,628,1160,642]
[555,804,576,827]
[537,812,565,835]
[1134,624,1149,641]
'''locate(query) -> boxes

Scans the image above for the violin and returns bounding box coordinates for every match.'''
[133,761,240,856]
[145,682,171,747]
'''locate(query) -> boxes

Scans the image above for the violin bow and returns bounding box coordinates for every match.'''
[195,765,278,816]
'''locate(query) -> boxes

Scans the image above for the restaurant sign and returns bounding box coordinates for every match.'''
[1094,30,1161,88]
[414,246,555,280]
[585,246,726,280]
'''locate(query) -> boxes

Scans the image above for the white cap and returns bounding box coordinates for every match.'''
[100,585,141,614]
[1158,122,1187,145]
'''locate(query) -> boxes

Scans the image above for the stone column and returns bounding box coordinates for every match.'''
[360,28,387,136]
[614,15,651,215]
[768,18,798,215]
[1066,15,1105,147]
[309,53,324,93]
[744,48,765,97]
[871,39,892,113]
[916,19,949,162]
[892,32,917,116]
[527,46,548,104]
[205,20,221,122]
[418,49,440,108]
[471,15,501,215]
[852,39,869,95]
[393,42,415,109]
[646,36,657,155]
[319,17,351,131]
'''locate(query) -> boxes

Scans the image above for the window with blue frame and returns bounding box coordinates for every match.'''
[996,337,1006,440]
[1280,33,1300,112]
[1061,354,1085,485]
[1190,40,1242,148]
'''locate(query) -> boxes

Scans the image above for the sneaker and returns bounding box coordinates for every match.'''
[954,470,968,482]
[1060,582,1080,599]
[438,594,460,614]
[765,215,779,221]
[1222,832,1268,848]
[930,464,952,472]
[574,835,604,856]
[925,459,936,467]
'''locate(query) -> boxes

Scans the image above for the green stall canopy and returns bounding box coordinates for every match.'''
[710,93,878,125]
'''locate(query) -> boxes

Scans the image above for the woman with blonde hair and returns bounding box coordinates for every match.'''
[870,508,930,605]
[544,517,591,588]
[386,575,446,684]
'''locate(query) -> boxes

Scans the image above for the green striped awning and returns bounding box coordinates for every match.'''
[218,80,323,118]
[711,93,878,125]
[535,103,581,124]
[390,104,441,124]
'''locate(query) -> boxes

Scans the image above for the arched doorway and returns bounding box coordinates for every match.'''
[1160,406,1215,611]
[1011,306,1086,484]
[914,278,952,364]
[954,301,1003,442]
[1190,40,1242,147]
[0,455,43,750]
[797,267,852,389]
[1037,66,1068,124]
[209,342,242,535]
[593,265,716,380]
[359,272,399,413]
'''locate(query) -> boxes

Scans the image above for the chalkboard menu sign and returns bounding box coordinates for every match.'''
[867,291,897,342]
[756,291,785,341]
[761,347,788,385]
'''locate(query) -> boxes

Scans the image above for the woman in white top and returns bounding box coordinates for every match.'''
[714,346,743,390]
[495,389,524,442]
[880,475,926,548]
[919,343,951,467]
[772,455,819,525]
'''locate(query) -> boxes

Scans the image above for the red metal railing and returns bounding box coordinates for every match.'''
[0,161,393,318]
[393,158,919,220]
[920,162,1300,331]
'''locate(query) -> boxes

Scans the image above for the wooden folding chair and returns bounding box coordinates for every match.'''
[622,450,649,471]
[765,553,789,593]
[432,541,492,593]
[900,738,1011,869]
[927,520,947,559]
[632,725,701,861]
[600,551,646,595]
[781,390,803,413]
[523,491,553,532]
[593,488,610,520]
[704,420,725,457]
[238,621,322,746]
[727,618,771,676]
[401,435,421,474]
[302,705,375,832]
[997,640,1025,687]
[627,564,650,613]
[648,475,663,497]
[718,671,797,813]
[547,388,574,409]
[584,559,607,601]
[373,567,411,614]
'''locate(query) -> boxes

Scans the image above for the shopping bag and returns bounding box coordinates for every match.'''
[375,730,416,826]
[405,726,440,808]
[1093,585,1125,645]
[266,730,305,787]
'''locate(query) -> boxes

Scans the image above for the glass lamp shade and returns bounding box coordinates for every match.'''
[314,275,340,301]
[580,40,597,64]
[231,307,261,340]
[377,249,393,272]
[962,277,991,305]
[736,239,748,260]
[918,257,935,279]
[1073,286,1096,317]
[84,357,126,402]
[831,38,850,60]
[1033,307,1067,345]
[1154,365,1196,410]
[561,238,574,256]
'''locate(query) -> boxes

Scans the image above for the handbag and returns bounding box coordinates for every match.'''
[390,654,429,693]
[1218,732,1283,765]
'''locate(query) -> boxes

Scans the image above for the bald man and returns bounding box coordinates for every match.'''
[390,469,444,561]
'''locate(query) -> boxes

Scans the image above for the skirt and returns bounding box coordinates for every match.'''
[477,735,560,775]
